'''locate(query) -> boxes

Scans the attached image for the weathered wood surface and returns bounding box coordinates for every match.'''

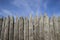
[58,17,60,40]
[14,16,19,40]
[1,18,6,40]
[24,17,29,40]
[53,16,59,40]
[0,18,3,39]
[39,15,44,40]
[0,14,60,40]
[4,17,10,40]
[29,15,34,40]
[34,16,39,40]
[49,17,55,40]
[43,14,50,40]
[19,17,24,40]
[9,16,14,40]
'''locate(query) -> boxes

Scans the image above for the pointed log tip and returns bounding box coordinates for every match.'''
[44,12,47,16]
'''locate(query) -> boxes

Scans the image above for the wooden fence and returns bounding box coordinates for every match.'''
[0,14,60,40]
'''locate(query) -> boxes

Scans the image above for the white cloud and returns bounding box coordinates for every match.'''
[12,0,31,9]
[12,0,34,11]
[11,0,44,17]
[1,9,16,18]
[11,0,35,17]
[2,9,12,16]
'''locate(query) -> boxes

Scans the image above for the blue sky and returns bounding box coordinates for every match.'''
[0,0,60,18]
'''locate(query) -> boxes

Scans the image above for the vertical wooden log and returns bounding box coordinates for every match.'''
[29,14,33,40]
[36,16,39,40]
[0,18,3,39]
[34,17,37,40]
[1,18,6,40]
[19,17,24,40]
[43,13,49,40]
[49,17,55,40]
[53,16,59,40]
[33,15,39,40]
[39,15,44,40]
[14,16,19,40]
[24,17,29,40]
[9,16,14,40]
[58,17,60,40]
[4,16,10,40]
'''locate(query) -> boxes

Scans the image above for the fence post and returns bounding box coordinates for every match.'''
[9,16,14,40]
[39,15,44,40]
[0,18,3,39]
[43,13,49,40]
[58,16,60,40]
[53,16,59,40]
[14,16,19,40]
[4,16,10,40]
[24,17,29,40]
[1,18,6,40]
[19,17,24,40]
[33,15,39,40]
[29,14,34,40]
[49,17,55,40]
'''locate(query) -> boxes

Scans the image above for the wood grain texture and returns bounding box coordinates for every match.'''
[0,15,60,40]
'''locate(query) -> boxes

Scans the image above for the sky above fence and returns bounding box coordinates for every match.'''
[0,0,60,18]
